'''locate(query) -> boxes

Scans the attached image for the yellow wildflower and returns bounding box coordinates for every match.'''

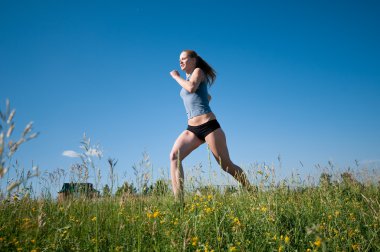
[314,237,322,247]
[192,237,198,246]
[205,207,213,214]
[207,194,213,201]
[261,206,267,212]
[153,211,160,218]
[233,217,241,226]
[229,246,237,252]
[284,235,290,244]
[91,216,97,222]
[278,245,284,252]
[204,242,210,251]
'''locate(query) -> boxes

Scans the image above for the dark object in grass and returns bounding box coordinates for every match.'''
[58,182,100,201]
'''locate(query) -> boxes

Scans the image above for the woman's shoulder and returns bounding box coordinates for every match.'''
[193,68,206,82]
[193,67,205,75]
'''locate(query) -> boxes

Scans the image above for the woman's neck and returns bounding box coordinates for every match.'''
[185,67,195,78]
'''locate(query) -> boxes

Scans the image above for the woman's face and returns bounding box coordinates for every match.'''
[179,52,196,73]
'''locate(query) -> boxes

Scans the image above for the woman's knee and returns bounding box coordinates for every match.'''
[170,149,180,162]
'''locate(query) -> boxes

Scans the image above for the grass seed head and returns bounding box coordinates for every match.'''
[7,109,16,124]
[6,123,15,138]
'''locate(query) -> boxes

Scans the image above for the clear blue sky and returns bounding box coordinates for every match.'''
[1,0,379,191]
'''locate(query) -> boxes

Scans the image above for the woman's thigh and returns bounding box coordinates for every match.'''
[204,128,232,165]
[171,130,204,160]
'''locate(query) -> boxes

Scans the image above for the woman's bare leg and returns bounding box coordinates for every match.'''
[205,128,251,188]
[170,130,204,201]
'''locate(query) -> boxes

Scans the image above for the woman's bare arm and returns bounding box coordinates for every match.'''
[170,68,205,93]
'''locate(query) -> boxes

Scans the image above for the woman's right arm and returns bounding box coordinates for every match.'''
[170,68,205,93]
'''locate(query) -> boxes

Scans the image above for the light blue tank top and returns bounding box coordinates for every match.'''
[180,74,212,119]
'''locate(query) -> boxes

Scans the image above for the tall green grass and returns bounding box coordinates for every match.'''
[0,176,379,251]
[1,99,379,251]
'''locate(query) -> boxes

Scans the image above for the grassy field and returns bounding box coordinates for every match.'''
[1,100,379,251]
[1,176,379,252]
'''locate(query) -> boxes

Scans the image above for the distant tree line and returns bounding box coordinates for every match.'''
[102,178,170,197]
[319,171,365,188]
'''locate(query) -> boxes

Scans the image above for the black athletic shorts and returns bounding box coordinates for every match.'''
[187,119,221,142]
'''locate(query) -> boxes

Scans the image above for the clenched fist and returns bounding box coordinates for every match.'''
[170,70,180,79]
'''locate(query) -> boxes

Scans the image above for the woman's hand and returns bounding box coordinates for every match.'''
[170,70,180,79]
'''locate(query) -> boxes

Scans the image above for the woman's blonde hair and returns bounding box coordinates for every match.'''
[183,50,216,85]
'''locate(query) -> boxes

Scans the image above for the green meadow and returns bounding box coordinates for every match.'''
[1,176,379,251]
[1,100,379,251]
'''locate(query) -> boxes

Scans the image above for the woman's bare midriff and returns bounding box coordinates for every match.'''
[188,112,216,126]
